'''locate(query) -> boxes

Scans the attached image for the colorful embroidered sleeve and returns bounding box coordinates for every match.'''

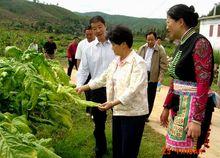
[192,38,213,122]
[163,79,174,109]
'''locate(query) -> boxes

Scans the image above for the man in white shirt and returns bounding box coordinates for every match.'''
[75,26,96,68]
[77,15,115,158]
[75,26,95,115]
[137,32,168,122]
[28,40,38,52]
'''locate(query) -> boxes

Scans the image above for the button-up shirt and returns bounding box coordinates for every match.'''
[75,38,96,60]
[77,39,115,87]
[144,47,154,71]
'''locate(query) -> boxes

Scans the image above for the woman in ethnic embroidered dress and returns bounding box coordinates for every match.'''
[160,4,214,158]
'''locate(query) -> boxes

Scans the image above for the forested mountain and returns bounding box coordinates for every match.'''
[0,0,166,36]
[0,0,88,34]
[75,12,166,35]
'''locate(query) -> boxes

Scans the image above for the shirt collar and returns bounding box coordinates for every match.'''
[116,50,135,66]
[94,39,111,46]
[87,37,97,43]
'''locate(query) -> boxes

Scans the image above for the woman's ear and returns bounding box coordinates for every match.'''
[179,18,185,27]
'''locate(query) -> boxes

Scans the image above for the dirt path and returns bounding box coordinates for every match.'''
[69,69,220,158]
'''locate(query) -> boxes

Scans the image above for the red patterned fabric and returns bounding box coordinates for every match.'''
[163,38,213,122]
[192,38,213,122]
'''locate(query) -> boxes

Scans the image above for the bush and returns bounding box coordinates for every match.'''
[214,50,220,65]
[163,41,176,57]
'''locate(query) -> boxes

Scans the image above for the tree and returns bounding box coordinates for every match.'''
[208,4,220,16]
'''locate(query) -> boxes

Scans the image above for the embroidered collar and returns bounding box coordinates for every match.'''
[180,28,196,45]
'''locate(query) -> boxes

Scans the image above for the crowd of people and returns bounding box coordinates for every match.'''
[27,3,218,158]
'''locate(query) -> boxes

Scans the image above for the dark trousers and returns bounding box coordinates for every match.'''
[90,88,107,156]
[67,59,77,76]
[162,151,198,158]
[146,82,158,119]
[112,115,146,158]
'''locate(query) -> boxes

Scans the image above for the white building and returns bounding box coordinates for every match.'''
[199,15,220,51]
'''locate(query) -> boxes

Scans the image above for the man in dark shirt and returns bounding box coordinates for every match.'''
[43,36,57,59]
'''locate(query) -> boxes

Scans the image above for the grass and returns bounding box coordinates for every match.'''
[139,125,165,158]
[36,105,164,158]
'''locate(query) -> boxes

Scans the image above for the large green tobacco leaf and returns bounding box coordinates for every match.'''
[0,129,38,158]
[0,129,61,158]
[11,115,31,134]
[47,103,72,128]
[0,114,61,158]
[4,46,23,59]
[49,61,69,86]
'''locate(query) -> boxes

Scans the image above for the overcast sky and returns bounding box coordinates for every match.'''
[33,0,220,18]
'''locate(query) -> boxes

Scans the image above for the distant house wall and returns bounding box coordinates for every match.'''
[199,16,220,51]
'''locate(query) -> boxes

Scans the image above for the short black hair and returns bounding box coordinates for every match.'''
[73,36,79,40]
[157,36,162,40]
[89,15,105,25]
[146,31,157,39]
[167,4,199,28]
[84,25,92,33]
[107,25,133,48]
[49,36,54,39]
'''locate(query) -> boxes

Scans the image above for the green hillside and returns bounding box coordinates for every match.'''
[75,12,166,35]
[0,0,166,36]
[0,0,89,34]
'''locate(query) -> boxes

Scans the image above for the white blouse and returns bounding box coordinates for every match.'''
[89,50,149,116]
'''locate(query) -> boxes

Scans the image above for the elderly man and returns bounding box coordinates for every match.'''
[137,31,168,122]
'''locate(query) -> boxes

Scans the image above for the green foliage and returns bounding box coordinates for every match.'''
[0,46,105,157]
[208,4,220,16]
[163,41,176,57]
[0,113,61,158]
[132,35,145,50]
[0,28,73,58]
[214,50,220,65]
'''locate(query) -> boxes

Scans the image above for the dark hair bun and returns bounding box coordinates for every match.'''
[167,4,199,28]
[189,5,195,13]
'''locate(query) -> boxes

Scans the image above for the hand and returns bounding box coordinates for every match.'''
[75,85,90,94]
[160,108,169,127]
[98,102,114,111]
[68,58,72,61]
[185,121,201,139]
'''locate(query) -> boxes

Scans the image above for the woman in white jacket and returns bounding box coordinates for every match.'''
[76,25,148,158]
